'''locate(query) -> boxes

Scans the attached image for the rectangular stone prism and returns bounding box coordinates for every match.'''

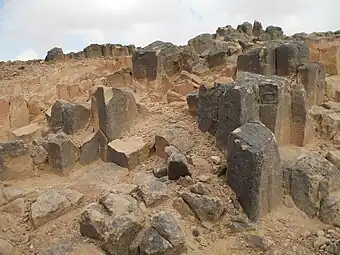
[227,122,282,222]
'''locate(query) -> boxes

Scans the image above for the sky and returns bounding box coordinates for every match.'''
[0,0,339,61]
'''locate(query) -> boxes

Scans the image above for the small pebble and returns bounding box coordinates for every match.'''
[210,156,221,165]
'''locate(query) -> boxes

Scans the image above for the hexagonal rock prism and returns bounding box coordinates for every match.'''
[227,122,282,222]
[49,100,90,135]
[91,86,137,141]
[290,83,314,146]
[46,132,79,173]
[107,136,149,170]
[297,62,326,106]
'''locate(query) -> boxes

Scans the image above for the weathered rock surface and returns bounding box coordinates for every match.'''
[290,153,340,218]
[107,136,149,170]
[165,146,191,180]
[130,227,173,255]
[290,83,314,146]
[150,211,185,252]
[91,86,137,141]
[72,132,101,165]
[46,132,79,172]
[227,122,282,222]
[136,180,169,207]
[30,189,72,228]
[45,47,65,61]
[181,192,224,222]
[0,140,34,180]
[49,100,90,135]
[102,215,143,255]
[11,123,42,143]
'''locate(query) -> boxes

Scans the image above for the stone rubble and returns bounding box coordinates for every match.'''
[2,19,340,254]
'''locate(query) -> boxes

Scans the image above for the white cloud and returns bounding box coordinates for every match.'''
[16,49,39,60]
[1,0,340,60]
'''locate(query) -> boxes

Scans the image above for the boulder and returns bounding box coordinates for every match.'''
[252,20,263,37]
[132,41,181,81]
[265,25,284,40]
[290,153,340,217]
[237,42,279,76]
[319,192,340,226]
[29,142,48,165]
[46,132,79,172]
[50,100,90,135]
[101,215,143,255]
[80,202,109,240]
[155,130,175,159]
[227,122,282,222]
[181,192,224,222]
[107,136,149,170]
[45,47,65,61]
[91,86,137,141]
[136,180,169,207]
[153,164,168,178]
[30,189,72,228]
[165,146,191,180]
[0,140,33,180]
[106,67,133,88]
[276,41,310,76]
[98,193,140,217]
[84,44,103,58]
[0,197,25,218]
[150,211,185,253]
[188,34,215,55]
[129,227,174,255]
[73,132,101,165]
[11,123,42,143]
[237,21,253,36]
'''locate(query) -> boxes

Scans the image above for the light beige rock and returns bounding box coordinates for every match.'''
[9,95,29,129]
[30,189,72,228]
[0,198,25,218]
[91,86,137,141]
[11,123,42,143]
[174,80,197,96]
[326,75,340,100]
[326,150,340,169]
[166,91,185,103]
[107,136,149,170]
[0,238,15,255]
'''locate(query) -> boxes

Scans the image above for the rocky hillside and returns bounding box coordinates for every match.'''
[1,20,340,255]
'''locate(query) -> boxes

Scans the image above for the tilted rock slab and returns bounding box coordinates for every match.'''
[227,122,282,222]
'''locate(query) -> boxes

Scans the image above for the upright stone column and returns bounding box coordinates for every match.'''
[227,122,282,222]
